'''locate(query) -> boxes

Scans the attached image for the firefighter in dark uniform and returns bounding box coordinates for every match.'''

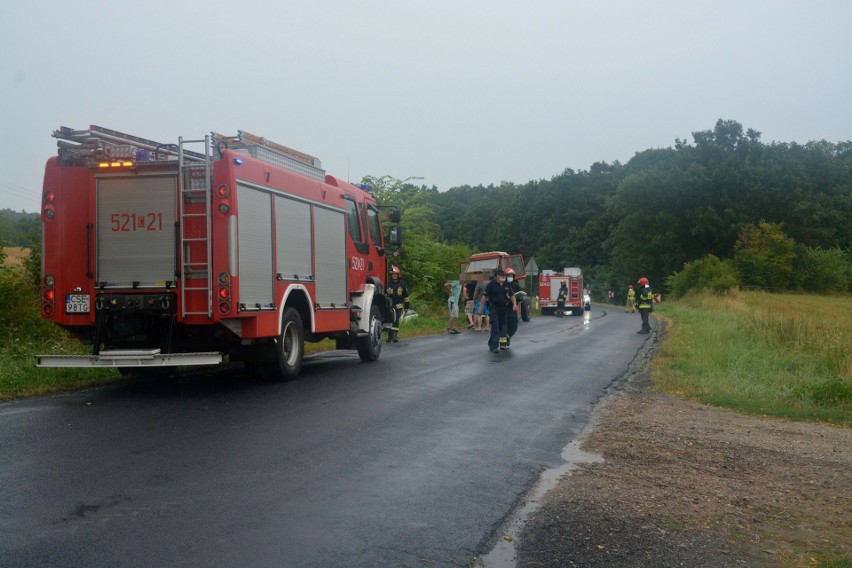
[387,266,409,343]
[556,281,568,317]
[505,268,522,344]
[480,268,516,353]
[636,277,653,334]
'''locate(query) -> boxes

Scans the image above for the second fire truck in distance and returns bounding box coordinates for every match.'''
[539,268,586,316]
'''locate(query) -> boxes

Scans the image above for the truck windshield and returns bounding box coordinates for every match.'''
[467,258,500,273]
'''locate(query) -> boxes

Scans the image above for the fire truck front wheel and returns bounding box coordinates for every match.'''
[356,304,382,362]
[270,307,304,381]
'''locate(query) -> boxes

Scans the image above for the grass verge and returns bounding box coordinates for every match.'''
[0,262,118,400]
[652,290,851,425]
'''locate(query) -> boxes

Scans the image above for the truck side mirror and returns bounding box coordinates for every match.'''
[386,210,401,223]
[387,225,402,247]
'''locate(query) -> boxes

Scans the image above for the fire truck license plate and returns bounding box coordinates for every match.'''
[66,294,90,313]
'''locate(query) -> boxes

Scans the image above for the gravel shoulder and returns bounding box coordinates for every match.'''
[516,325,852,568]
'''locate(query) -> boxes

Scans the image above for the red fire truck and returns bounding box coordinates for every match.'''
[539,268,585,316]
[37,125,402,380]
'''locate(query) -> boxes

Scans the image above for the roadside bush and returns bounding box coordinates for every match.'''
[666,254,739,298]
[0,262,58,341]
[790,244,850,293]
[733,221,796,290]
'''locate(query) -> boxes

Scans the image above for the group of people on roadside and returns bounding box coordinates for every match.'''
[393,265,654,349]
[447,269,522,353]
[461,279,489,333]
[391,266,521,354]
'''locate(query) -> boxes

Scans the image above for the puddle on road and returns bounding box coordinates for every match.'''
[479,441,604,568]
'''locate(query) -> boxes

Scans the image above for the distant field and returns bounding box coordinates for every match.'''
[3,247,29,265]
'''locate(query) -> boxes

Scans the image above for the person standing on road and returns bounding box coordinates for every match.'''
[480,268,517,353]
[474,278,490,332]
[387,266,410,343]
[505,268,522,343]
[444,279,462,334]
[626,284,636,313]
[636,277,653,334]
[464,280,477,329]
[556,281,568,317]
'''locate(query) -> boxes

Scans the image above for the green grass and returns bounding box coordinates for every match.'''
[0,262,118,400]
[652,290,852,425]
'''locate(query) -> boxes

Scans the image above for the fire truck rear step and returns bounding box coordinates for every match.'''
[36,349,223,368]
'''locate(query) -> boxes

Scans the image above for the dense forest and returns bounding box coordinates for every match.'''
[0,209,39,248]
[3,119,850,307]
[413,119,851,304]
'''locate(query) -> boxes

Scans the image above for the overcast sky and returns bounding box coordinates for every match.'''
[2,1,850,213]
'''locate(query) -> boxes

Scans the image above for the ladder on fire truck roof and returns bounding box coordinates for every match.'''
[178,135,213,318]
[54,125,208,165]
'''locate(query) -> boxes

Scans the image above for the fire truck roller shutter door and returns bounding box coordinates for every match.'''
[96,175,176,288]
[313,205,347,307]
[237,186,274,308]
[274,195,312,281]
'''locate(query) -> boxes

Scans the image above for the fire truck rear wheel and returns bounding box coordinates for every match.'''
[356,304,382,362]
[271,307,304,381]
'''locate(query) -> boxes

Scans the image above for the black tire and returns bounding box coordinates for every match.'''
[268,307,304,381]
[541,307,553,316]
[356,304,382,362]
[521,300,531,322]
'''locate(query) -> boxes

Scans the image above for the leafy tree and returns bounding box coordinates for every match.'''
[0,209,40,247]
[733,221,796,289]
[790,245,850,293]
[361,175,471,310]
[666,255,740,298]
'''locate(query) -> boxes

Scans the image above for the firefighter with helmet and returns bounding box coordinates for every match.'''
[387,266,409,343]
[626,284,636,313]
[636,277,653,334]
[556,281,568,317]
[505,268,522,342]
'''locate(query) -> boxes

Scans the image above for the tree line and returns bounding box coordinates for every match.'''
[378,119,851,307]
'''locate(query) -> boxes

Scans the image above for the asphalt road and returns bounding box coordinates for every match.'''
[0,307,653,568]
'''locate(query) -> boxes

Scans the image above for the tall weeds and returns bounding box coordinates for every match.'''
[0,260,114,400]
[653,290,851,424]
